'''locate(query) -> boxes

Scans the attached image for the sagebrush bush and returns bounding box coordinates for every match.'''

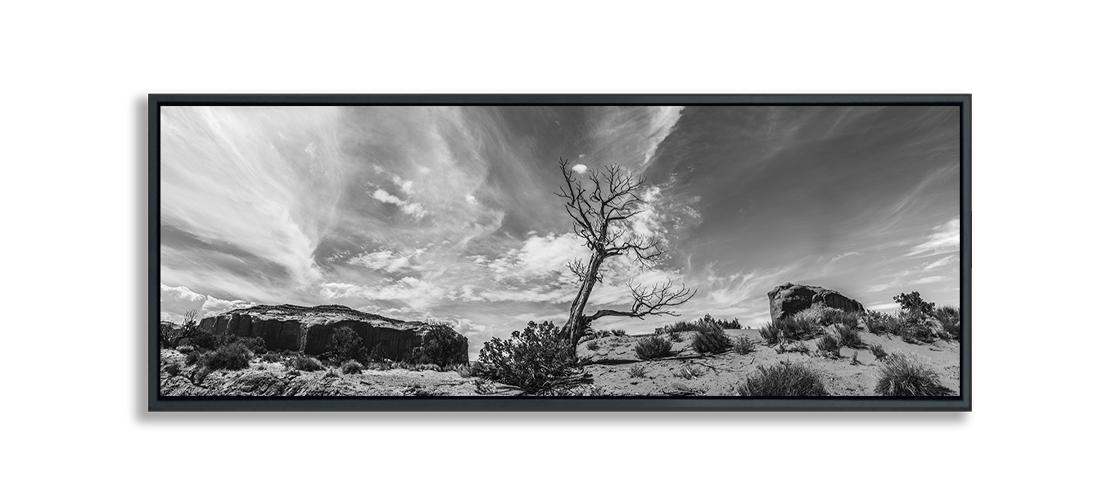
[901,323,935,344]
[816,334,840,355]
[201,342,252,370]
[289,355,324,371]
[655,314,741,334]
[260,352,282,363]
[874,353,952,396]
[184,350,200,366]
[629,363,647,378]
[934,305,961,340]
[474,321,579,392]
[635,335,675,360]
[691,322,732,354]
[869,343,888,360]
[611,328,628,337]
[735,361,828,396]
[759,323,780,344]
[164,361,181,376]
[772,315,821,341]
[733,337,757,355]
[864,310,903,336]
[836,324,864,348]
[340,360,364,374]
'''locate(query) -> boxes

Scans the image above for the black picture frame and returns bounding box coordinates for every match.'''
[126,89,973,428]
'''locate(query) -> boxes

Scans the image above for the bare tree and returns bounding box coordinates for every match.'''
[554,159,695,348]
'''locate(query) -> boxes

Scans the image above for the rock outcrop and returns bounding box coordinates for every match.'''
[199,304,468,364]
[767,283,864,321]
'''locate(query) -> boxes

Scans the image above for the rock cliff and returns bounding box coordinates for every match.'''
[767,283,864,321]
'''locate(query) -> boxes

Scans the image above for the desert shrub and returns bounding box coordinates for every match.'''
[260,352,282,363]
[184,350,200,366]
[734,361,828,396]
[474,321,579,392]
[874,353,952,396]
[340,360,364,374]
[869,343,888,360]
[836,324,864,348]
[864,310,903,336]
[668,332,683,342]
[774,315,821,340]
[289,355,324,372]
[758,323,781,344]
[611,328,628,337]
[816,334,840,355]
[159,322,175,348]
[691,322,732,354]
[900,323,935,344]
[164,361,181,376]
[200,342,252,370]
[324,327,368,365]
[412,324,470,367]
[820,309,860,329]
[673,363,705,379]
[895,291,935,318]
[192,366,212,384]
[634,335,675,360]
[586,340,600,351]
[656,314,739,335]
[238,337,266,354]
[934,305,961,340]
[733,337,757,355]
[629,363,647,378]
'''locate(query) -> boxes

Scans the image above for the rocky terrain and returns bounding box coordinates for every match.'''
[159,285,960,397]
[195,304,467,362]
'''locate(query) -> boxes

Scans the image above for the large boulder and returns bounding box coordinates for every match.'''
[199,304,468,364]
[767,283,864,321]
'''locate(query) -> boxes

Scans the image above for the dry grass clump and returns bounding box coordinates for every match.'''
[629,363,648,378]
[288,355,325,372]
[836,324,865,348]
[734,361,828,397]
[874,353,953,396]
[691,322,733,354]
[869,343,888,360]
[200,342,252,371]
[672,363,706,380]
[900,323,936,344]
[933,305,961,340]
[759,323,780,344]
[635,335,674,360]
[733,337,757,355]
[340,360,364,374]
[815,334,840,356]
[864,310,903,336]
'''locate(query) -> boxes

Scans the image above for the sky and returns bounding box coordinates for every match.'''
[160,105,962,357]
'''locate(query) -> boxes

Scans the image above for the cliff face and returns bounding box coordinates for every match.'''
[199,304,467,363]
[767,283,865,322]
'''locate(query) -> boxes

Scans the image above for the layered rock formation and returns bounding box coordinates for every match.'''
[198,304,467,363]
[767,283,864,321]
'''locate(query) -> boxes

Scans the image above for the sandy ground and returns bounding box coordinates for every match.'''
[160,325,959,397]
[575,327,960,396]
[158,350,518,397]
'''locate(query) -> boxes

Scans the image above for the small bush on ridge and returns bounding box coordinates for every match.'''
[691,322,733,354]
[289,355,324,372]
[874,353,952,396]
[733,337,757,355]
[474,321,579,392]
[201,342,252,370]
[836,324,864,348]
[340,360,364,374]
[635,335,674,360]
[735,361,828,396]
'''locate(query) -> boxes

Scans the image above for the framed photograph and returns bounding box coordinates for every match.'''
[149,94,970,411]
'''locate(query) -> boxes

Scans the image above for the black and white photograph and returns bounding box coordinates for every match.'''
[156,101,965,401]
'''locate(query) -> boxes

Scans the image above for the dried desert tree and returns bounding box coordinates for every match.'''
[553,158,695,350]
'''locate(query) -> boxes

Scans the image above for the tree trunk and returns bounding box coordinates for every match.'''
[561,250,605,351]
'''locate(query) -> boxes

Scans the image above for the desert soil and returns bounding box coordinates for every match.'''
[160,326,959,397]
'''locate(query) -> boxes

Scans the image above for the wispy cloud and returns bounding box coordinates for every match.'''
[906,217,961,256]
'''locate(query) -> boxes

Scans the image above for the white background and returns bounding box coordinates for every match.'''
[2,1,1113,502]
